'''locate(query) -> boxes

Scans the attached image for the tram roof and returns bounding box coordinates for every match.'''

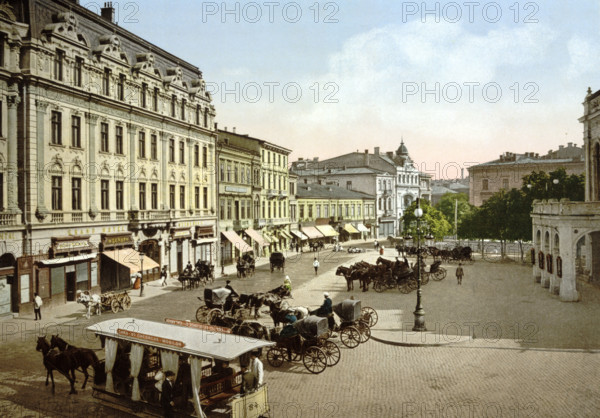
[87,318,274,361]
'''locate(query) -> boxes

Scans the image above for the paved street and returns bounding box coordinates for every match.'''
[1,241,600,417]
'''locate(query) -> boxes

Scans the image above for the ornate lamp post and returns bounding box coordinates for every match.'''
[413,198,427,332]
[139,252,145,297]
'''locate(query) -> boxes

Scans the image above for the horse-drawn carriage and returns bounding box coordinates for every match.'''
[236,253,256,278]
[266,315,338,374]
[178,260,215,290]
[195,287,251,324]
[332,299,371,347]
[269,252,285,273]
[87,317,274,418]
[77,289,131,317]
[308,241,325,252]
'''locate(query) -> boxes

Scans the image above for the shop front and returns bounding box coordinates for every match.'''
[170,227,193,275]
[193,225,216,264]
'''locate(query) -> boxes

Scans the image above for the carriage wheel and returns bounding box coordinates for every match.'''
[422,273,430,285]
[408,279,419,291]
[398,283,411,294]
[121,294,132,310]
[235,308,251,321]
[361,307,378,327]
[321,340,341,366]
[303,346,327,374]
[195,307,209,322]
[433,268,446,281]
[110,298,120,314]
[340,326,360,349]
[207,309,224,324]
[373,281,384,293]
[357,321,371,343]
[266,347,285,367]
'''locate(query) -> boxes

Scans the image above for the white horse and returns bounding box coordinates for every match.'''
[77,292,102,319]
[280,300,310,320]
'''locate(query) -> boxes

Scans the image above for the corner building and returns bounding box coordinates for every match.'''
[0,0,217,316]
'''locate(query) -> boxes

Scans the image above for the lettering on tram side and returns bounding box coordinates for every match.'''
[165,318,233,334]
[117,328,185,348]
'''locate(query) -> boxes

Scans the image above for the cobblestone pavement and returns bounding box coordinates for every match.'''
[1,241,600,417]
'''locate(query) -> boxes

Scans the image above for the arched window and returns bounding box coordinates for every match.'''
[538,251,545,269]
[546,254,553,274]
[530,248,535,265]
[556,256,562,278]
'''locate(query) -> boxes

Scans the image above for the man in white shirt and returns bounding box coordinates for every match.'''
[249,351,263,387]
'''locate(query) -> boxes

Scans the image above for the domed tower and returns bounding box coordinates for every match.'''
[394,138,410,166]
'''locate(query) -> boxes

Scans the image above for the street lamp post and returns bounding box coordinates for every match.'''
[413,198,427,332]
[139,252,145,297]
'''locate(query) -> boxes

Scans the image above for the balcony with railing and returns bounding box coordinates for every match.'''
[48,211,129,224]
[233,219,251,230]
[0,212,19,226]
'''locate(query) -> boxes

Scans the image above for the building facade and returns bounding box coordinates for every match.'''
[530,88,600,302]
[0,0,218,315]
[469,143,584,206]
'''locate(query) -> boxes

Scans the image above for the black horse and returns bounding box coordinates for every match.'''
[50,335,105,389]
[35,336,78,395]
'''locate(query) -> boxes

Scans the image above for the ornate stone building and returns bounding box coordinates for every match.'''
[531,88,600,301]
[0,0,217,315]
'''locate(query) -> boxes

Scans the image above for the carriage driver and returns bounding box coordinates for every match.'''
[311,292,338,332]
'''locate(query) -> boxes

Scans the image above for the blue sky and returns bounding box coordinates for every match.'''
[114,1,598,179]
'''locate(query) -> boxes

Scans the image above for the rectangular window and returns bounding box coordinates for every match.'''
[194,145,199,167]
[227,200,232,219]
[204,108,209,128]
[139,131,146,158]
[195,186,200,209]
[179,186,185,209]
[153,87,159,111]
[482,179,489,191]
[181,99,186,121]
[202,147,208,168]
[103,68,111,96]
[71,177,81,210]
[101,180,109,210]
[196,105,200,125]
[151,183,158,210]
[179,141,185,164]
[71,116,81,148]
[0,34,4,67]
[118,74,125,101]
[169,139,175,162]
[52,176,62,210]
[234,165,238,183]
[502,178,509,189]
[171,95,176,117]
[100,122,109,152]
[169,185,175,208]
[0,173,3,211]
[54,49,64,81]
[115,126,123,154]
[220,162,225,182]
[227,163,231,182]
[151,134,157,159]
[220,199,225,219]
[203,187,208,209]
[74,57,83,87]
[116,181,123,210]
[51,111,62,145]
[139,183,146,210]
[141,83,148,108]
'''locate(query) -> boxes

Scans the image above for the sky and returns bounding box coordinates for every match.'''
[110,0,597,179]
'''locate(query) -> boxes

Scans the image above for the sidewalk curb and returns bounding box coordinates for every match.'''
[370,331,473,347]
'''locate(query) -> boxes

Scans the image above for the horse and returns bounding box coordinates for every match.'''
[76,291,101,319]
[335,266,355,291]
[238,293,267,318]
[50,335,105,390]
[35,336,78,395]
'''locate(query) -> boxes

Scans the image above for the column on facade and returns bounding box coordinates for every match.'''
[161,132,168,209]
[549,232,560,295]
[558,226,579,302]
[35,100,50,220]
[85,113,99,217]
[540,229,550,289]
[6,94,20,214]
[187,138,193,214]
[128,123,138,211]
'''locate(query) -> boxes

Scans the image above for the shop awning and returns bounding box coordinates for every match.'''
[245,228,268,247]
[264,232,279,243]
[344,224,360,234]
[356,223,369,233]
[316,225,339,237]
[102,248,159,273]
[279,229,293,239]
[39,253,97,267]
[221,231,252,253]
[290,230,308,240]
[302,226,324,239]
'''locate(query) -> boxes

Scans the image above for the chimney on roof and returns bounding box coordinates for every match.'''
[101,2,116,23]
[232,127,236,134]
[559,145,564,150]
[364,150,369,166]
[313,157,319,162]
[568,142,573,147]
[224,126,227,132]
[374,147,380,155]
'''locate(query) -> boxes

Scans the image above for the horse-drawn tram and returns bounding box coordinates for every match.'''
[87,317,274,417]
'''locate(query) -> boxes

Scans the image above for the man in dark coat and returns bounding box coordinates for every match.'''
[161,370,176,417]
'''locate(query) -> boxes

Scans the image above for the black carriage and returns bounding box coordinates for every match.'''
[450,246,474,264]
[236,253,255,278]
[266,316,339,374]
[424,260,447,281]
[195,288,250,324]
[269,252,285,273]
[195,260,215,283]
[333,299,371,347]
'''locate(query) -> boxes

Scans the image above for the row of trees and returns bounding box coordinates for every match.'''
[400,169,585,254]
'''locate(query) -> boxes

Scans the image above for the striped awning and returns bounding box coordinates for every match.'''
[356,223,369,233]
[302,226,324,239]
[221,231,252,253]
[344,224,360,234]
[279,229,293,239]
[290,230,308,240]
[245,228,268,247]
[316,225,339,237]
[264,232,279,243]
[102,249,159,273]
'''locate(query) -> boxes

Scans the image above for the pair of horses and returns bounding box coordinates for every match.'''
[35,335,104,395]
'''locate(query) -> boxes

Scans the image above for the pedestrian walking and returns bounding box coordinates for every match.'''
[456,263,464,285]
[374,240,379,250]
[295,242,299,253]
[313,257,320,275]
[249,351,264,387]
[34,293,43,321]
[161,370,176,417]
[160,266,168,287]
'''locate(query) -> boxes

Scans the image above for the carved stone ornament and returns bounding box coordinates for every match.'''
[93,35,129,64]
[35,207,49,222]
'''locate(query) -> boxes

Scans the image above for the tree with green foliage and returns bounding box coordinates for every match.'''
[402,199,452,240]
[521,168,584,202]
[435,193,473,235]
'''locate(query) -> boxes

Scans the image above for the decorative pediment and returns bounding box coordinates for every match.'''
[70,157,83,175]
[93,35,129,64]
[42,12,88,47]
[49,154,64,174]
[134,53,161,77]
[195,174,201,183]
[179,171,186,182]
[0,2,17,22]
[115,164,125,179]
[189,78,206,97]
[151,168,159,180]
[170,170,176,181]
[100,161,111,177]
[139,167,147,179]
[164,66,183,87]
